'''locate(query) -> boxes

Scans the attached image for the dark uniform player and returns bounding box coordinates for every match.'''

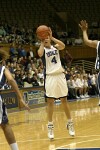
[0,49,30,150]
[79,20,100,105]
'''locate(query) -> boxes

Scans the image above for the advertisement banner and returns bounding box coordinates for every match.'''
[23,90,45,105]
[1,92,18,109]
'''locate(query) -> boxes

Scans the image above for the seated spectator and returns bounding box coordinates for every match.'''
[38,78,44,86]
[66,69,72,81]
[67,75,77,99]
[37,68,44,79]
[32,74,39,86]
[74,36,83,45]
[83,75,89,97]
[27,46,34,59]
[14,70,24,88]
[90,74,98,95]
[76,74,85,98]
[9,63,15,74]
[91,21,99,28]
[9,43,18,59]
[17,45,27,58]
[72,74,84,99]
[23,73,39,87]
[0,26,6,36]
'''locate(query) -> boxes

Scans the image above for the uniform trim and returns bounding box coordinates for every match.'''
[46,96,67,99]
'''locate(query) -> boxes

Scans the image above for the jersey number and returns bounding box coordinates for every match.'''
[51,56,57,64]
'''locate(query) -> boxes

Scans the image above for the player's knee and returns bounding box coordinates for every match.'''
[1,122,9,130]
[47,99,54,105]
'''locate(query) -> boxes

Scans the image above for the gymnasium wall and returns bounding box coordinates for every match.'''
[0,44,96,60]
[1,86,45,110]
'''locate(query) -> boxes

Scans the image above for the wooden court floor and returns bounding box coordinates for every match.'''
[0,97,100,150]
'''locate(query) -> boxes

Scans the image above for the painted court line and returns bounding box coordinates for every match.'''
[0,135,100,145]
[54,138,100,150]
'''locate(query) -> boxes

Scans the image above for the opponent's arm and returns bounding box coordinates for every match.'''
[79,20,98,48]
[4,68,30,111]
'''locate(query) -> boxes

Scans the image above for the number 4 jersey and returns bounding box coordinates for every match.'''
[43,45,64,75]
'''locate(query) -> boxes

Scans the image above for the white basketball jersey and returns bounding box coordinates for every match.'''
[44,45,64,75]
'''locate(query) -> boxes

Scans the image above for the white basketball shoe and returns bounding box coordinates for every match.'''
[67,121,75,136]
[48,123,54,139]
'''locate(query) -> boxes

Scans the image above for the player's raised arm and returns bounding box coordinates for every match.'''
[38,41,45,57]
[49,28,65,50]
[79,20,98,48]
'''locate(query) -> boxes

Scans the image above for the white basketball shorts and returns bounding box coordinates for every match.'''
[45,73,68,99]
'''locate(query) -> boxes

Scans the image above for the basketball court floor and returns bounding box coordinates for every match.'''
[0,97,100,150]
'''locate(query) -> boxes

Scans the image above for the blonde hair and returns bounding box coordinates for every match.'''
[0,49,9,62]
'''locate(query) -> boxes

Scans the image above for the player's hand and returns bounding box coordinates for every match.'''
[79,20,88,31]
[48,27,52,39]
[19,98,30,111]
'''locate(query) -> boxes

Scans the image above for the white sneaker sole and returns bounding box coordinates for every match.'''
[48,135,54,139]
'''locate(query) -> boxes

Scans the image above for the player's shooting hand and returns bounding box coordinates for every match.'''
[79,20,88,31]
[48,27,52,39]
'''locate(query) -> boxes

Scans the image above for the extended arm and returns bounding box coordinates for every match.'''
[49,28,65,50]
[5,68,30,111]
[79,20,98,48]
[38,42,45,57]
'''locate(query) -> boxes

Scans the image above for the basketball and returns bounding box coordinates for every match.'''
[36,25,50,40]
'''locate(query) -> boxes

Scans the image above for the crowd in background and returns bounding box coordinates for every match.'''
[2,19,100,47]
[0,19,98,46]
[1,42,98,101]
[0,19,99,100]
[66,67,98,100]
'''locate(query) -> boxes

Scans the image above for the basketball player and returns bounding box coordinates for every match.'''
[38,28,75,139]
[0,49,30,150]
[79,20,100,106]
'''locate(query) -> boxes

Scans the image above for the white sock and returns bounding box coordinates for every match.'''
[48,121,53,125]
[10,143,19,150]
[68,119,72,123]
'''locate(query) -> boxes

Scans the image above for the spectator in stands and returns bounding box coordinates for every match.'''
[0,26,6,37]
[67,75,77,99]
[17,45,27,58]
[65,68,71,80]
[33,57,39,68]
[83,75,89,97]
[38,78,44,86]
[20,70,26,80]
[0,49,30,150]
[23,73,39,87]
[9,43,18,59]
[74,36,83,45]
[76,74,85,99]
[32,74,39,86]
[9,63,15,74]
[79,20,100,105]
[14,70,23,87]
[72,75,80,99]
[27,46,34,59]
[89,29,98,40]
[90,74,98,96]
[37,68,44,79]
